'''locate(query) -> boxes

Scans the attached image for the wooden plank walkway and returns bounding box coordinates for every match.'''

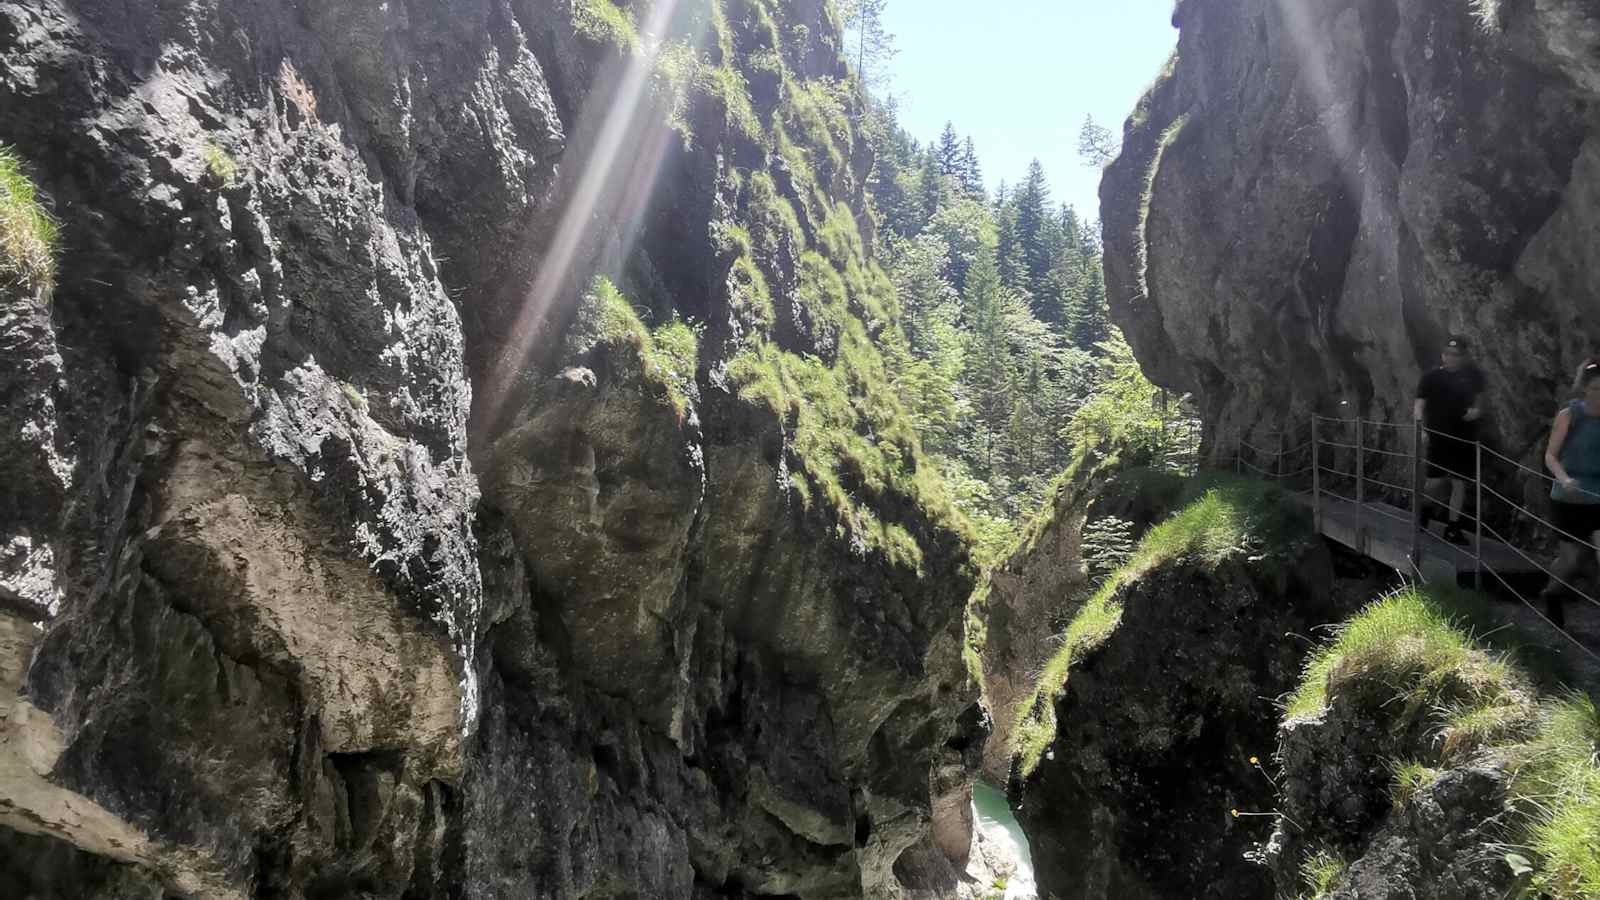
[1297,495,1544,585]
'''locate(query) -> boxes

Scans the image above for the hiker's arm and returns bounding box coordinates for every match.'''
[1546,409,1576,488]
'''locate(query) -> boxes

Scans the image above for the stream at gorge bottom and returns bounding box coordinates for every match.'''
[971,781,1036,898]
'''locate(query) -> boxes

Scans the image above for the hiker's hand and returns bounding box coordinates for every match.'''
[1464,406,1481,422]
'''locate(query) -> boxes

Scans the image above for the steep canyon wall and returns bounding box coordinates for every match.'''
[1104,0,1600,464]
[0,0,979,896]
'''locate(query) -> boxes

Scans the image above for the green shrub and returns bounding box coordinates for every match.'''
[0,145,58,299]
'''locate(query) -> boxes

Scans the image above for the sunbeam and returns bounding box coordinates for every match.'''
[475,0,702,441]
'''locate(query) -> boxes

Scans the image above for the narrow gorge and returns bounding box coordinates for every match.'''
[2,0,1599,898]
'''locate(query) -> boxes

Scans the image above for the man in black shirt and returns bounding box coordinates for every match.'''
[1413,336,1486,544]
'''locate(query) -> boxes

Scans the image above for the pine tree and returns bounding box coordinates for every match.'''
[1067,263,1110,351]
[962,252,1013,474]
[960,137,984,197]
[936,121,963,176]
[993,188,1026,294]
[1060,205,1083,271]
[1077,114,1118,167]
[839,0,895,97]
[1014,159,1055,317]
[917,147,944,231]
[1007,356,1045,475]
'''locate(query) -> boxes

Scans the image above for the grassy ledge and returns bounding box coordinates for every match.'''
[571,277,699,423]
[1285,588,1599,897]
[1135,112,1189,298]
[1012,478,1304,777]
[0,144,58,300]
[573,0,639,51]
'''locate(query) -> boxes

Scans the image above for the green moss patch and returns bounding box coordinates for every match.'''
[573,0,638,50]
[726,328,958,573]
[201,141,239,188]
[0,145,58,299]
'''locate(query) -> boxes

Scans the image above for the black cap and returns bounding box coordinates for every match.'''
[1445,335,1469,351]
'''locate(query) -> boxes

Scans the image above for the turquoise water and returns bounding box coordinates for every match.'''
[972,781,1036,898]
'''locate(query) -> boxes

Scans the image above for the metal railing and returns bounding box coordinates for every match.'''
[1233,416,1600,661]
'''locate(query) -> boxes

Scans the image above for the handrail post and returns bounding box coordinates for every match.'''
[1474,439,1484,592]
[1312,417,1322,532]
[1411,419,1424,571]
[1236,428,1242,476]
[1355,417,1366,553]
[1277,429,1285,480]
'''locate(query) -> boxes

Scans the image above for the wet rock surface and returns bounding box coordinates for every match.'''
[0,0,975,896]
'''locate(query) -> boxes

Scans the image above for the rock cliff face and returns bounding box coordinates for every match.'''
[1104,0,1600,459]
[975,463,1185,783]
[0,0,976,896]
[1008,484,1350,899]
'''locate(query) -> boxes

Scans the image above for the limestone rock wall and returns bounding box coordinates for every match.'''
[0,0,976,896]
[1010,499,1344,900]
[1104,0,1600,465]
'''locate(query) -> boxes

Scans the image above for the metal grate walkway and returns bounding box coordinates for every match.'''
[1235,415,1599,663]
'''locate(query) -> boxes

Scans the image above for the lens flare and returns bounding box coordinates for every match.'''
[476,0,704,441]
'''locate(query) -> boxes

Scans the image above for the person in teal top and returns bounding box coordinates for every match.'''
[1540,360,1600,629]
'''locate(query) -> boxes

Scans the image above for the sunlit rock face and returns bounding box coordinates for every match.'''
[1104,0,1600,465]
[0,0,975,896]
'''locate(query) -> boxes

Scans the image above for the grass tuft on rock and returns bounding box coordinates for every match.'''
[1511,694,1600,897]
[1282,589,1533,731]
[1012,478,1305,777]
[1287,589,1598,897]
[0,145,58,300]
[573,277,697,422]
[1298,846,1346,899]
[1389,760,1441,809]
[1469,0,1501,30]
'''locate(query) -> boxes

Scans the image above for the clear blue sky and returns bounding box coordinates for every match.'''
[879,0,1179,222]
